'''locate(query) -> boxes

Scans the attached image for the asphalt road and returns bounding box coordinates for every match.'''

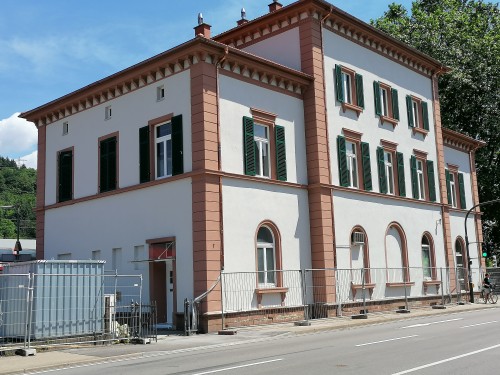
[28,309,500,375]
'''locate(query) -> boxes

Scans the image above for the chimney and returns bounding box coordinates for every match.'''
[269,0,283,12]
[194,13,211,38]
[237,8,248,26]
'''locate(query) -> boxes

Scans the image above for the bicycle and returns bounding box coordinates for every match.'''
[479,284,498,304]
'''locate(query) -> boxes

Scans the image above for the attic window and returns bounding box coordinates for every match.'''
[105,105,112,120]
[157,85,165,101]
[62,122,69,135]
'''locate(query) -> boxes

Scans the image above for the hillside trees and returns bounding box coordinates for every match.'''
[0,156,36,239]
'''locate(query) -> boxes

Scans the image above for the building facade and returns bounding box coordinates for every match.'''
[21,0,485,331]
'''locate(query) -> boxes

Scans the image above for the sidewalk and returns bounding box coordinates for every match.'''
[0,303,496,375]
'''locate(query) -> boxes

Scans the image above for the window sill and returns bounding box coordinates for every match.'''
[412,127,429,137]
[351,282,376,298]
[423,280,441,295]
[255,287,288,308]
[380,115,398,127]
[385,282,415,287]
[341,102,363,117]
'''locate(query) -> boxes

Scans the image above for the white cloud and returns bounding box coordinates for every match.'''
[18,150,37,170]
[0,113,37,156]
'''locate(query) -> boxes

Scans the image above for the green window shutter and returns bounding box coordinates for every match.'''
[243,116,256,176]
[391,88,400,120]
[355,73,364,109]
[275,125,287,181]
[361,142,372,191]
[139,125,150,183]
[100,137,117,193]
[58,150,72,202]
[373,81,382,116]
[396,151,406,197]
[335,65,344,103]
[445,169,452,204]
[377,147,387,194]
[422,102,430,131]
[406,95,414,128]
[410,155,418,199]
[172,114,184,176]
[458,173,466,209]
[337,135,349,187]
[426,160,436,202]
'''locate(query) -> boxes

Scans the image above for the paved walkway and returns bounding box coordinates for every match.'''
[0,303,497,375]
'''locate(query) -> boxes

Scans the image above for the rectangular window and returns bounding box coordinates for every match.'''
[374,81,399,125]
[58,149,73,203]
[155,122,172,179]
[449,173,457,207]
[384,151,395,195]
[62,121,69,135]
[157,85,165,101]
[335,65,364,115]
[242,115,287,181]
[338,134,372,191]
[257,246,276,286]
[346,141,358,188]
[99,135,117,193]
[416,159,425,200]
[112,248,122,271]
[254,123,270,178]
[134,245,144,271]
[406,95,430,133]
[105,105,112,120]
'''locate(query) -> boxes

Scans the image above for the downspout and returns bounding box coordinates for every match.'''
[215,47,229,271]
[320,6,335,266]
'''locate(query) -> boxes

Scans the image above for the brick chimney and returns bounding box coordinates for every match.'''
[269,0,283,12]
[237,8,248,26]
[194,13,211,38]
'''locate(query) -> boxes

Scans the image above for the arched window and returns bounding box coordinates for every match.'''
[421,233,435,280]
[350,226,371,283]
[257,226,276,286]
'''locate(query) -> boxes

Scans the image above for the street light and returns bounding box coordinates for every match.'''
[465,198,500,303]
[0,205,22,254]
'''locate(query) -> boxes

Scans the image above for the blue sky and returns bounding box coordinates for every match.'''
[0,0,413,168]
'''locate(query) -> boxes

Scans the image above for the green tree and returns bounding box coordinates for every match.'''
[372,0,500,250]
[0,156,36,239]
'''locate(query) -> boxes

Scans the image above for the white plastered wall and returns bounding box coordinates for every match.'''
[242,27,302,71]
[222,178,311,309]
[323,30,439,199]
[218,74,307,185]
[44,179,194,307]
[44,70,192,205]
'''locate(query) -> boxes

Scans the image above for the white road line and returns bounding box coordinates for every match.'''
[356,335,418,347]
[461,320,498,328]
[401,318,462,329]
[191,358,283,375]
[391,343,500,375]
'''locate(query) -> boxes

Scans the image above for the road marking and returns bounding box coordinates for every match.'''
[191,359,283,374]
[356,335,418,347]
[391,343,500,374]
[401,318,462,329]
[460,320,498,328]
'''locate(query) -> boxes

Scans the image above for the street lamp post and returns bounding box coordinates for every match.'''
[465,198,500,303]
[0,205,22,255]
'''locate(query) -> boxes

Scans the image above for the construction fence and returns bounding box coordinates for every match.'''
[186,266,484,332]
[0,273,156,354]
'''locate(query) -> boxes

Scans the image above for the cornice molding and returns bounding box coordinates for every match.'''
[442,127,486,153]
[20,38,312,127]
[214,0,448,77]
